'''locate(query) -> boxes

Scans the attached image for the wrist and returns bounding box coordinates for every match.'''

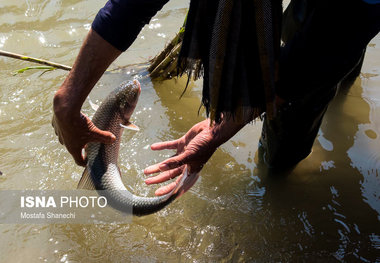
[53,87,82,121]
[53,29,122,120]
[209,116,248,147]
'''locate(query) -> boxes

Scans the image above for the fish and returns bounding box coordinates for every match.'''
[78,79,197,216]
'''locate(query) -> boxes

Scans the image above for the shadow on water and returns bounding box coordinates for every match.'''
[0,0,378,259]
[250,77,380,262]
[2,67,378,262]
[93,65,380,262]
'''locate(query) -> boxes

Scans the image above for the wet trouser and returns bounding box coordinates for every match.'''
[260,0,380,168]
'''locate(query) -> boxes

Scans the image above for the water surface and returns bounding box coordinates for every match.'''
[0,0,379,262]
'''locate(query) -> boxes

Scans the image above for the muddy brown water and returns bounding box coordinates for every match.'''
[0,0,379,262]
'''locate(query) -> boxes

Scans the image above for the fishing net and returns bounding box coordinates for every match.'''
[177,0,282,122]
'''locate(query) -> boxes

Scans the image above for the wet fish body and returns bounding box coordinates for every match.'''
[78,80,188,216]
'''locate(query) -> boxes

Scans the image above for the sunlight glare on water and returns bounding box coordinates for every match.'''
[0,0,379,262]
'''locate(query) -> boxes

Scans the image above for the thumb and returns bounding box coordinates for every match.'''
[89,125,116,144]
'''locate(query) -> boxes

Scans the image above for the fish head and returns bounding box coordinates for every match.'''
[116,79,141,123]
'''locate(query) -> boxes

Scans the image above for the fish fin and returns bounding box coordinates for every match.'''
[171,166,200,198]
[77,167,96,190]
[88,97,99,111]
[120,122,140,131]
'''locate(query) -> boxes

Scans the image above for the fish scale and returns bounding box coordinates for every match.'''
[78,80,189,216]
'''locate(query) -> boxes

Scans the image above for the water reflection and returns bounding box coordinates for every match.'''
[0,0,379,261]
[248,73,380,261]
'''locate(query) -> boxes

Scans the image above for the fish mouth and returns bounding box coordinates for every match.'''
[132,79,141,94]
[119,79,141,123]
[127,79,141,105]
[129,79,141,106]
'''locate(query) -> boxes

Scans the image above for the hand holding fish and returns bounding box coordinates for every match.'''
[144,117,249,196]
[52,93,116,166]
[52,29,121,166]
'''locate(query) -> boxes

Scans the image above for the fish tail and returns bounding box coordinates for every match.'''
[77,167,96,190]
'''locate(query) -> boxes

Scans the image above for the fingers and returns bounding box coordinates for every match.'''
[144,163,161,175]
[145,167,183,185]
[144,140,182,174]
[154,173,187,196]
[69,146,87,167]
[159,153,189,171]
[150,140,179,151]
[144,152,189,175]
[178,172,200,196]
[90,129,116,144]
[52,109,114,167]
[88,122,116,144]
[154,181,177,196]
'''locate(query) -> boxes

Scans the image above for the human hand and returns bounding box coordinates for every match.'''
[144,117,248,196]
[51,29,122,166]
[52,92,116,166]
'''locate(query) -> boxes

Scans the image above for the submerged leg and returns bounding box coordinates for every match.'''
[260,0,380,169]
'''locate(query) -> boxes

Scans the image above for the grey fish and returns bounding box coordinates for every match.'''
[78,79,196,216]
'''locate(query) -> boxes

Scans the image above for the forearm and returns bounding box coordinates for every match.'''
[52,0,170,166]
[210,114,253,147]
[54,29,121,117]
[54,0,170,116]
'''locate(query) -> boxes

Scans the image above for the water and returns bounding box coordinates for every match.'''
[0,0,379,262]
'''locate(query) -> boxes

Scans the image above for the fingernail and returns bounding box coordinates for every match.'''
[145,179,151,185]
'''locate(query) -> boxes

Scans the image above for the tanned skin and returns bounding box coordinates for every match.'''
[53,29,251,195]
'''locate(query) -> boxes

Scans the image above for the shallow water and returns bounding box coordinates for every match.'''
[0,0,379,262]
